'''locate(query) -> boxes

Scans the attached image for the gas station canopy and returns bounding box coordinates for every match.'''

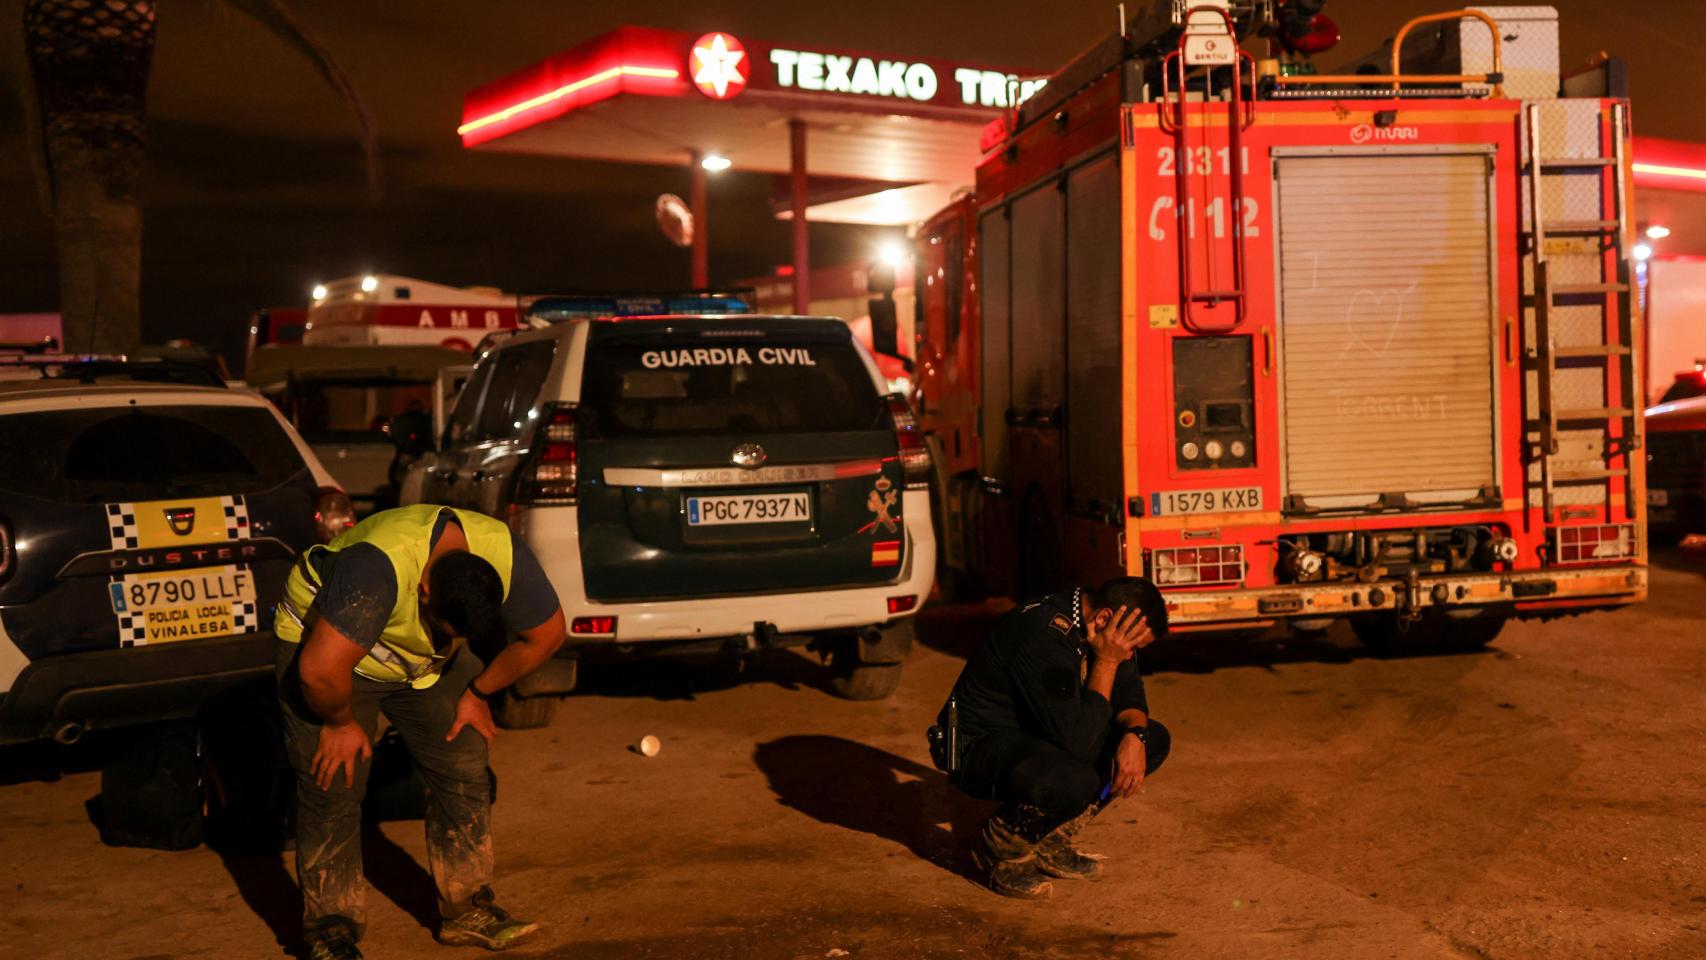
[458,26,1040,225]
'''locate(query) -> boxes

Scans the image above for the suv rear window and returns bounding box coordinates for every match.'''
[0,404,309,503]
[580,335,884,438]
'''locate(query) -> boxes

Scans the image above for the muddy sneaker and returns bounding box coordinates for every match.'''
[972,842,1055,899]
[1035,807,1105,881]
[973,810,1053,900]
[305,932,363,960]
[436,887,540,951]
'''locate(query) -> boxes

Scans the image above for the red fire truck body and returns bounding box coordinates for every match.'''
[916,8,1647,637]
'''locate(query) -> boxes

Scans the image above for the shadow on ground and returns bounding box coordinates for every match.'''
[752,734,990,883]
[219,821,442,958]
[574,646,834,702]
[1650,538,1706,580]
[0,728,127,786]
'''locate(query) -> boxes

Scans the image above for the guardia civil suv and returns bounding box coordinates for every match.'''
[399,311,935,721]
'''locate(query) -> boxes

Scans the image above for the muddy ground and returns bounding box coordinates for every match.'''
[2,547,1703,960]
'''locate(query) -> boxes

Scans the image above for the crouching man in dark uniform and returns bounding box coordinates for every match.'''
[929,577,1170,899]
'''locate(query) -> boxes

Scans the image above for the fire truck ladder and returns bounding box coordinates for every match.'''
[1525,100,1640,522]
[1159,4,1254,333]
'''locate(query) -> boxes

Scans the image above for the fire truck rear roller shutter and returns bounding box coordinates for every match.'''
[1275,150,1498,508]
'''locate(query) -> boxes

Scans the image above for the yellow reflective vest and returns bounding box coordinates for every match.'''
[277,505,514,687]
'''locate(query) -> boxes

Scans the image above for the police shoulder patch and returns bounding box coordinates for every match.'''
[1048,614,1073,636]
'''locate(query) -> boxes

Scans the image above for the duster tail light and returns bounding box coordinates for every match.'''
[314,489,356,543]
[0,517,13,585]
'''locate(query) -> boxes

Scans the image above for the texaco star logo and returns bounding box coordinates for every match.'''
[690,32,748,100]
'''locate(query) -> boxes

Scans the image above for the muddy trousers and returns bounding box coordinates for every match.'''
[275,641,493,944]
[953,720,1171,841]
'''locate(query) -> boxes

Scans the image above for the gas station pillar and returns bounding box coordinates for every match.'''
[789,119,810,314]
[690,149,709,288]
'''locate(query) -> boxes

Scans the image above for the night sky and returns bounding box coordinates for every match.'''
[1,0,1701,367]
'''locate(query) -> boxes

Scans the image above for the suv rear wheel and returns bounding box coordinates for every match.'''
[491,691,557,729]
[826,621,912,700]
[829,656,903,700]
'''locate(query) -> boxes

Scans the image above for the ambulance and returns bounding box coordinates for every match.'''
[246,275,519,510]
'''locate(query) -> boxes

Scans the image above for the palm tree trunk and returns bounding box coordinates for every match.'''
[23,0,157,355]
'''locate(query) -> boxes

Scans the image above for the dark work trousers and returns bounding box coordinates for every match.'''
[953,719,1172,841]
[275,641,493,944]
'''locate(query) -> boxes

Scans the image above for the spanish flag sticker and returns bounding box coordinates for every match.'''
[871,540,901,567]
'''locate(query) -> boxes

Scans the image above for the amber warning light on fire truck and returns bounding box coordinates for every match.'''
[915,2,1647,646]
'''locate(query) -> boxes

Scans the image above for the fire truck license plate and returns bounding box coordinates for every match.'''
[1151,486,1264,516]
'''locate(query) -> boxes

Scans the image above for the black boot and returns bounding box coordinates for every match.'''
[1035,804,1105,881]
[972,808,1053,900]
[304,923,363,960]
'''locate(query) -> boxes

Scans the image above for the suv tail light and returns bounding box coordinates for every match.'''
[886,394,930,490]
[887,594,918,614]
[513,403,579,505]
[0,517,13,586]
[314,488,356,543]
[571,616,616,635]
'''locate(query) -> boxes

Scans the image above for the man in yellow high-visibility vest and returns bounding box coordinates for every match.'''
[275,504,566,959]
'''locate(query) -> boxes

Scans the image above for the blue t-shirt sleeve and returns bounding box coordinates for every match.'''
[501,535,561,633]
[312,542,399,651]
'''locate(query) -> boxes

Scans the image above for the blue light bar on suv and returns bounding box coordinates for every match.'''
[526,290,755,324]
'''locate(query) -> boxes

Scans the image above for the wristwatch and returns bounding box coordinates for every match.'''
[1125,726,1149,745]
[466,677,499,703]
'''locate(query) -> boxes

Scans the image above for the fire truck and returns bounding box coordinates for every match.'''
[915,2,1647,645]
